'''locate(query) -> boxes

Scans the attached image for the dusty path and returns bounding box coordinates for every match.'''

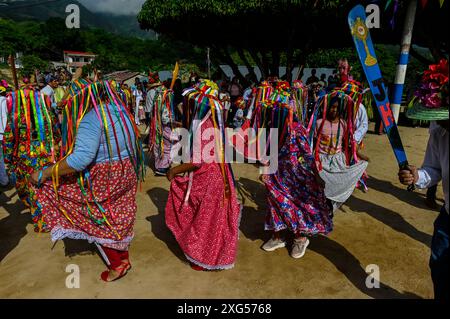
[0,124,441,298]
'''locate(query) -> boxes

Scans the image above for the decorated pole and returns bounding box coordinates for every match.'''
[348,4,414,191]
[391,0,418,123]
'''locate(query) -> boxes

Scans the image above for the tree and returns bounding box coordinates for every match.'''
[20,54,48,78]
[138,0,449,84]
[0,18,19,56]
[138,0,353,83]
[0,17,206,75]
[409,0,449,62]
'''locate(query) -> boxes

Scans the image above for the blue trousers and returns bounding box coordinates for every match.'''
[430,206,449,300]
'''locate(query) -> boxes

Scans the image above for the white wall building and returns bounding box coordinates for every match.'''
[63,51,96,74]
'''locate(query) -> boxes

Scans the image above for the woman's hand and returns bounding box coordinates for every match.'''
[166,169,176,182]
[259,174,270,184]
[56,100,67,109]
[30,171,40,186]
[30,169,49,186]
[166,163,198,182]
[314,173,326,188]
[357,151,370,162]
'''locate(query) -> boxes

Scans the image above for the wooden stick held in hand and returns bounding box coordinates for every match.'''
[8,55,19,90]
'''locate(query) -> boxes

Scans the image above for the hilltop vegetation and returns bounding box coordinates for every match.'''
[0,17,206,75]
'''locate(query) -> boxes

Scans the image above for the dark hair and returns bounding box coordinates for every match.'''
[330,96,340,106]
[96,83,108,102]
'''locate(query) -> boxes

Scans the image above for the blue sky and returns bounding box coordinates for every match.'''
[78,0,146,15]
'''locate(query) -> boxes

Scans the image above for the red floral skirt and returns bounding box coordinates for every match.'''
[36,159,138,250]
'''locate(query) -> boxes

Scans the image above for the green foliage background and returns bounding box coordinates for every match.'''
[0,17,206,75]
[1,6,430,92]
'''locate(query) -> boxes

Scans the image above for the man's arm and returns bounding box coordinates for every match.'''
[0,98,7,135]
[416,131,442,189]
[399,130,441,188]
[354,104,369,144]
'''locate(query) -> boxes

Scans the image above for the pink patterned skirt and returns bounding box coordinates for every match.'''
[165,162,242,270]
[37,159,138,251]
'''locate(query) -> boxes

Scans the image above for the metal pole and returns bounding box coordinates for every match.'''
[391,0,417,123]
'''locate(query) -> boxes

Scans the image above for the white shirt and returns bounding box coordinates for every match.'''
[429,121,439,133]
[0,95,7,141]
[416,125,449,213]
[145,87,161,114]
[219,92,231,111]
[243,88,253,102]
[133,89,143,107]
[41,85,56,105]
[151,92,171,126]
[354,103,369,144]
[233,109,244,128]
[161,107,171,126]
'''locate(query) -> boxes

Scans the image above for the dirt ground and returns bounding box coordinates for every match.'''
[0,123,442,299]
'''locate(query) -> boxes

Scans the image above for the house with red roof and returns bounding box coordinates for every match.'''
[63,50,97,74]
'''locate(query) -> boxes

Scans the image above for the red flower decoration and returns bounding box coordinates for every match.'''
[415,59,449,108]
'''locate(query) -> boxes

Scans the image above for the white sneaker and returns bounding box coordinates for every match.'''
[291,238,310,259]
[154,170,168,176]
[262,238,286,252]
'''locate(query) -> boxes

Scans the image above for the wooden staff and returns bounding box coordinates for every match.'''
[34,69,40,87]
[8,54,19,90]
[170,61,179,90]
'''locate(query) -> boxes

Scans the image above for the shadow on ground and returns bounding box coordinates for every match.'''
[0,192,29,262]
[62,239,97,257]
[146,187,186,263]
[368,175,441,212]
[236,177,269,242]
[309,235,422,299]
[238,177,423,298]
[346,195,432,247]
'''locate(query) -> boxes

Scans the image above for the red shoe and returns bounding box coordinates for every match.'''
[190,263,207,271]
[101,263,129,282]
[34,227,50,233]
[122,259,132,272]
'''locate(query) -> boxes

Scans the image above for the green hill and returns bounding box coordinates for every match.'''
[0,0,155,39]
